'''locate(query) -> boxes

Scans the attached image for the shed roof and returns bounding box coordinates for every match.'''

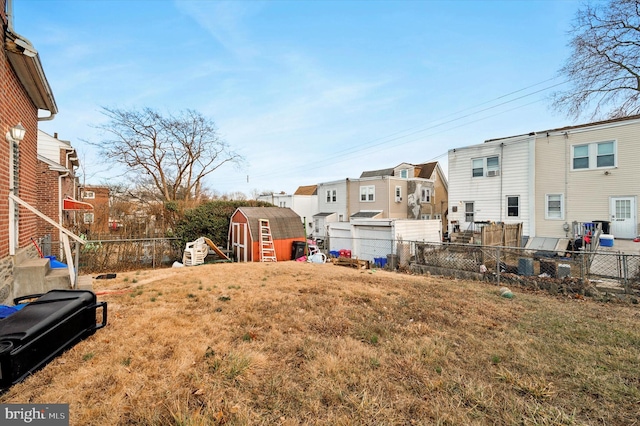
[350,211,383,219]
[233,207,304,241]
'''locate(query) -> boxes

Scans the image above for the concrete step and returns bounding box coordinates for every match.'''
[43,268,72,291]
[14,258,72,296]
[14,258,50,296]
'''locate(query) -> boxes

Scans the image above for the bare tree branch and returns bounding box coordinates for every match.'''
[552,0,640,119]
[90,107,244,201]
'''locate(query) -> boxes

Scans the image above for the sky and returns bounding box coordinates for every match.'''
[14,0,584,197]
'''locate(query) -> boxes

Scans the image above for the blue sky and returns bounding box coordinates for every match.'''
[15,0,582,196]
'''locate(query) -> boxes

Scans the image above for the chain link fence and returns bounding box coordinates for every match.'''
[67,234,639,294]
[78,238,181,274]
[411,241,640,295]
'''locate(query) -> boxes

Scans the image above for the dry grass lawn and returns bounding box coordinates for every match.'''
[1,262,639,425]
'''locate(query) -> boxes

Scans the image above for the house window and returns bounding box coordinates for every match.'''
[421,214,431,220]
[487,156,499,172]
[279,201,286,207]
[82,191,95,199]
[360,185,375,202]
[572,141,616,170]
[545,194,564,220]
[420,187,431,203]
[434,214,442,220]
[597,141,615,167]
[395,186,402,202]
[472,156,500,177]
[472,159,484,177]
[465,202,474,222]
[399,169,408,178]
[573,145,589,169]
[507,196,519,217]
[326,189,337,203]
[84,213,94,224]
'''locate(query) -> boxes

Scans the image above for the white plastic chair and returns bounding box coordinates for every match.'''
[182,237,209,266]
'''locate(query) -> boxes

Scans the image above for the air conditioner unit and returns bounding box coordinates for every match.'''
[487,170,500,177]
[395,197,402,203]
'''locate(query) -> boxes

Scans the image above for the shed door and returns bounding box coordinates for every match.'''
[232,222,248,262]
[610,197,637,239]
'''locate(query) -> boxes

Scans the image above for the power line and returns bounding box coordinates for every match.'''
[212,76,568,188]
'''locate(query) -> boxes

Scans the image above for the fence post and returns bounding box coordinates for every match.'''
[496,246,501,286]
[623,254,629,294]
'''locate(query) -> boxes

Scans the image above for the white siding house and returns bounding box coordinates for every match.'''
[257,186,318,235]
[448,115,640,241]
[448,134,535,236]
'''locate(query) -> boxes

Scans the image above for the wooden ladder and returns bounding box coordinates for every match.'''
[259,219,277,262]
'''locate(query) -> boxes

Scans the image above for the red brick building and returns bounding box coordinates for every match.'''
[80,185,111,237]
[36,129,87,255]
[0,0,59,303]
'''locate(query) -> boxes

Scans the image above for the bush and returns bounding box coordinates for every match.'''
[173,200,273,251]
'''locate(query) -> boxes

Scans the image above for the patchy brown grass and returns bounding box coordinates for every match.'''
[2,262,640,425]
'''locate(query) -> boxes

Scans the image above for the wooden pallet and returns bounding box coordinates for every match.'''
[331,257,370,269]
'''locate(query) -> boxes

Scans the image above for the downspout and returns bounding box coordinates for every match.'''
[58,171,70,260]
[345,178,350,221]
[529,134,537,238]
[500,143,504,222]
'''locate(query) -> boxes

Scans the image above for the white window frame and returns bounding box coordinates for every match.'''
[421,214,431,220]
[82,191,95,199]
[507,196,520,218]
[420,187,431,203]
[399,169,409,179]
[571,140,616,170]
[326,189,337,203]
[545,194,564,220]
[472,158,484,178]
[83,212,95,224]
[472,155,500,177]
[395,186,402,202]
[360,185,375,202]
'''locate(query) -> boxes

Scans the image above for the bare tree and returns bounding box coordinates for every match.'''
[552,0,640,119]
[93,107,244,202]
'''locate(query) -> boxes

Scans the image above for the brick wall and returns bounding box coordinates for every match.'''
[83,185,111,236]
[0,1,51,301]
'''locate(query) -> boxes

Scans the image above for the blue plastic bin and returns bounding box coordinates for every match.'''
[374,257,387,268]
[45,256,67,269]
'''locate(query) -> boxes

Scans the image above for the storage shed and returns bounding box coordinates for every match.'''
[228,207,305,262]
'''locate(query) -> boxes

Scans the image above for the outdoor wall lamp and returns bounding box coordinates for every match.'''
[6,122,26,143]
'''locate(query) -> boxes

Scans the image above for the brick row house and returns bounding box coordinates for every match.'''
[36,129,94,257]
[0,0,84,303]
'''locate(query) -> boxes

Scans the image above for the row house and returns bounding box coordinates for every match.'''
[257,185,318,236]
[36,130,93,256]
[0,0,82,302]
[313,161,448,241]
[448,115,640,241]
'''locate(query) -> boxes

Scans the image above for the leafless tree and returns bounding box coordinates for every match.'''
[552,0,640,119]
[93,107,244,202]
